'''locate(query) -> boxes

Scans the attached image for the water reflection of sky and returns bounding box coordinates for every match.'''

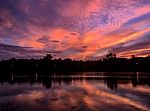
[0,73,150,111]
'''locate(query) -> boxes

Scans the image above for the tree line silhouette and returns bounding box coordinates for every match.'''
[0,53,150,76]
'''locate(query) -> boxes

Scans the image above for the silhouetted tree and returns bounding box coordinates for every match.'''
[131,55,136,59]
[0,53,150,75]
[43,54,53,60]
[106,53,116,59]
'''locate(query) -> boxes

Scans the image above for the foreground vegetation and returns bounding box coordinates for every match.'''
[0,53,150,76]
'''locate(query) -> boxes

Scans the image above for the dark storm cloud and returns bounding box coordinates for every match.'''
[37,36,50,45]
[110,34,150,55]
[0,44,29,52]
[82,46,88,49]
[122,12,150,26]
[51,40,60,43]
[111,40,150,53]
[0,43,64,60]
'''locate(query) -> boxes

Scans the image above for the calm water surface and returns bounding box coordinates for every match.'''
[0,72,150,111]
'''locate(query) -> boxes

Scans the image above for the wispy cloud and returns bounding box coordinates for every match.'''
[0,0,149,60]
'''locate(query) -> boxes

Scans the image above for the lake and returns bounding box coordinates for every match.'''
[0,72,150,111]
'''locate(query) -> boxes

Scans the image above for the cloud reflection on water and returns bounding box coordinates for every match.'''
[0,73,150,111]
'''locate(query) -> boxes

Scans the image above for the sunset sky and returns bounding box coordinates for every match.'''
[0,0,150,60]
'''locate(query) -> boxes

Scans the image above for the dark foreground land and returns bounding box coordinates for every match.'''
[0,54,150,76]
